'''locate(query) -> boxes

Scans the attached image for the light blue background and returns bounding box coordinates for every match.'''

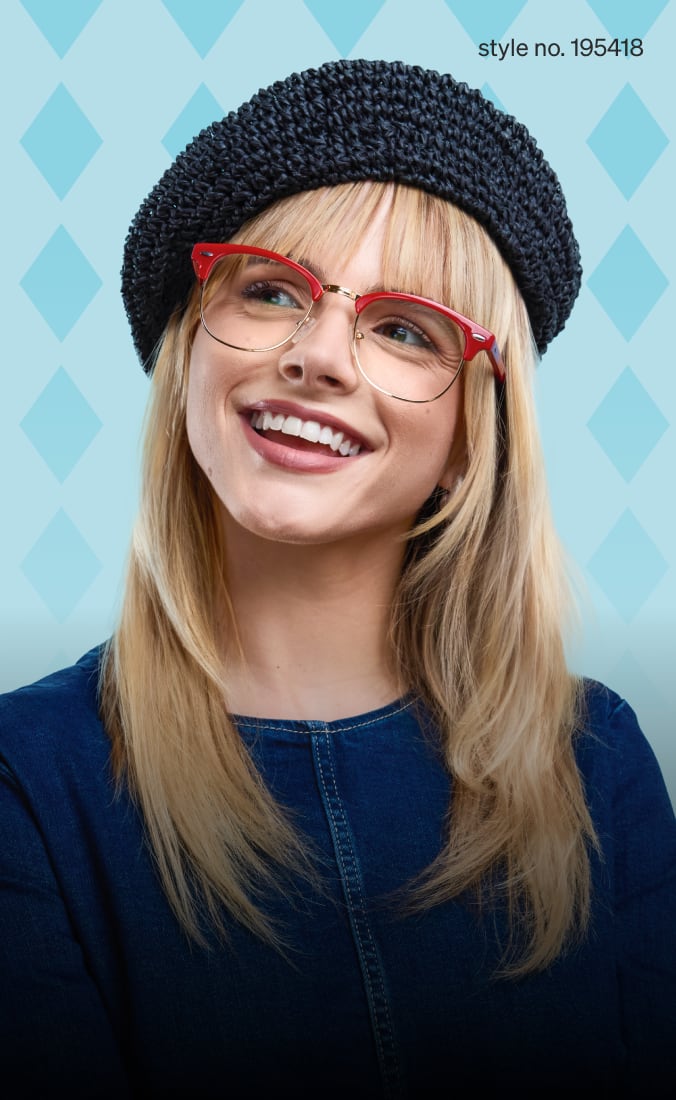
[1,0,674,800]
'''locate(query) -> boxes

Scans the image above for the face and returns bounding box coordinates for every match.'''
[185,201,465,551]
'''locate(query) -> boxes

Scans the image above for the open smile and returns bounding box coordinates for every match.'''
[250,410,362,456]
[240,400,372,472]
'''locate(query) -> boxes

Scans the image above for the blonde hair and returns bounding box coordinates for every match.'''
[101,182,596,973]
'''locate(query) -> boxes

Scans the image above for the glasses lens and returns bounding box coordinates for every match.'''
[354,297,465,401]
[201,252,314,351]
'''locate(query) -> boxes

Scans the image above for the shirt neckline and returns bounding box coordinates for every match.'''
[232,693,416,737]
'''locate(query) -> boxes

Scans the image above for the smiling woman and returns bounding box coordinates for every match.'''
[1,59,675,1098]
[185,187,469,555]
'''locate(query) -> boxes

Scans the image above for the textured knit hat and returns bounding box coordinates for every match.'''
[122,58,581,370]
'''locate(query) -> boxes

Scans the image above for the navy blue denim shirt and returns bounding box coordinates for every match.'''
[1,646,675,1097]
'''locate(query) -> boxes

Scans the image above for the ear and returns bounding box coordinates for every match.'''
[437,422,467,493]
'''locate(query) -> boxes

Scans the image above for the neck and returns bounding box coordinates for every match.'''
[221,526,407,720]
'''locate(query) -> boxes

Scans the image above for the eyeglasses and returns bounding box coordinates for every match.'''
[191,244,505,404]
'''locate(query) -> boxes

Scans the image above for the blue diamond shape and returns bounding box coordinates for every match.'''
[161,0,244,57]
[21,84,102,199]
[481,83,506,112]
[163,85,223,158]
[22,509,101,622]
[589,510,667,621]
[20,0,103,57]
[21,367,102,482]
[20,227,102,340]
[587,227,668,340]
[443,0,527,43]
[611,651,661,701]
[586,0,668,39]
[587,368,668,481]
[587,85,667,199]
[304,0,386,53]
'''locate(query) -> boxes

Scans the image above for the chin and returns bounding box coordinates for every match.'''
[218,498,338,547]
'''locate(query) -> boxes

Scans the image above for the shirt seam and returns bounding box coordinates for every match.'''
[235,697,415,736]
[312,732,403,1097]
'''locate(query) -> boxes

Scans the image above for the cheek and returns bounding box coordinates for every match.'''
[391,392,465,489]
[185,352,225,478]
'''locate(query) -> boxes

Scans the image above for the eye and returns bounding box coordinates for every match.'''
[241,280,304,310]
[374,317,435,350]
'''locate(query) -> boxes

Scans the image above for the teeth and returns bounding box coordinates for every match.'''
[299,420,321,443]
[282,415,302,437]
[262,411,284,431]
[250,411,361,456]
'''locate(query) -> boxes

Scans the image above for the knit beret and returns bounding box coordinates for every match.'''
[121,58,581,369]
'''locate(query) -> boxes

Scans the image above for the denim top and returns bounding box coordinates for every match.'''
[1,646,675,1097]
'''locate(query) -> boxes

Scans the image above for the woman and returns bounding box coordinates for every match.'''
[1,60,674,1097]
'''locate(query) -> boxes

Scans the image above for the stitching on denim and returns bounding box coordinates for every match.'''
[237,697,414,736]
[313,733,402,1096]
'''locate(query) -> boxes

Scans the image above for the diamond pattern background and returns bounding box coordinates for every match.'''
[587,84,668,199]
[589,510,668,622]
[21,509,102,623]
[21,367,102,482]
[162,84,223,157]
[21,84,102,198]
[304,0,387,53]
[587,0,669,38]
[20,226,102,339]
[1,0,674,800]
[587,367,667,481]
[19,0,103,57]
[588,226,668,339]
[161,0,246,57]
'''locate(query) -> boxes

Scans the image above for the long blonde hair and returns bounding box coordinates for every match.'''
[101,182,596,973]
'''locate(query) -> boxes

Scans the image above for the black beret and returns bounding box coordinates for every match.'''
[121,58,581,369]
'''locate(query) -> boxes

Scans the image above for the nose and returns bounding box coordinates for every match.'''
[276,296,361,393]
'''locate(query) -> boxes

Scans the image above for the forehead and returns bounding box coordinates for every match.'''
[294,198,392,289]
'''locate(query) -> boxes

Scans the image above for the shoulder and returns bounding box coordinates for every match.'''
[575,678,668,783]
[576,678,675,880]
[580,676,640,731]
[0,645,110,790]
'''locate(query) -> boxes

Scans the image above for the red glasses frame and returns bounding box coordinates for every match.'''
[191,243,506,384]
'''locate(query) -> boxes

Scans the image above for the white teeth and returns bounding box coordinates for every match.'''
[282,415,302,437]
[262,411,284,431]
[299,420,321,443]
[250,411,362,457]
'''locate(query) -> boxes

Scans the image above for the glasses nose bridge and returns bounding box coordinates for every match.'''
[311,282,361,332]
[289,281,361,358]
[294,281,360,342]
[320,282,360,304]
